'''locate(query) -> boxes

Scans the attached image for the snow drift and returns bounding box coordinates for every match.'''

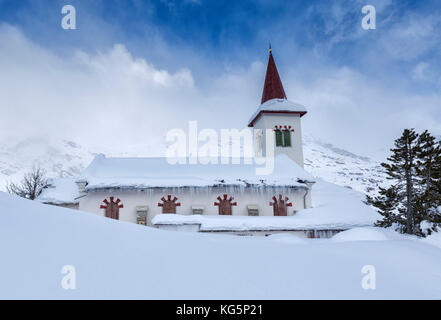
[331,227,409,242]
[1,191,441,299]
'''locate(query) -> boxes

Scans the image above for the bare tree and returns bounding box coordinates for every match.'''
[6,166,49,200]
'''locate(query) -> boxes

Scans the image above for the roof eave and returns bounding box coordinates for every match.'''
[247,110,308,127]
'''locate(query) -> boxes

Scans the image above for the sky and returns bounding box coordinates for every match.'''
[0,0,440,159]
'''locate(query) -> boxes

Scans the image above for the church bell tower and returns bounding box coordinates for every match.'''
[248,47,307,167]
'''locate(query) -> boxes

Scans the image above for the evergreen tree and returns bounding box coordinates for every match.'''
[368,129,420,235]
[368,129,441,236]
[366,185,400,228]
[415,131,441,233]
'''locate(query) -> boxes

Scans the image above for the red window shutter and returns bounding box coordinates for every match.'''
[214,194,237,215]
[158,195,181,214]
[270,195,292,216]
[100,197,123,220]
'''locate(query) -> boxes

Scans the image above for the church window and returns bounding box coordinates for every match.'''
[214,194,237,215]
[247,204,259,216]
[136,206,148,225]
[275,129,283,146]
[283,129,291,147]
[192,205,204,215]
[274,126,294,147]
[269,195,292,216]
[158,195,181,214]
[100,196,123,220]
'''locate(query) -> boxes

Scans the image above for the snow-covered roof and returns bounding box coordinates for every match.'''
[248,98,308,127]
[152,180,381,230]
[38,178,79,205]
[78,153,314,190]
[152,214,360,231]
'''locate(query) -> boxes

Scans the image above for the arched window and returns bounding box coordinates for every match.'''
[274,126,294,147]
[214,194,237,215]
[275,129,283,146]
[269,195,292,216]
[158,195,181,214]
[100,196,123,220]
[283,130,291,147]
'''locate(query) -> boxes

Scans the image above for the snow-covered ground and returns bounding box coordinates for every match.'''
[1,191,441,299]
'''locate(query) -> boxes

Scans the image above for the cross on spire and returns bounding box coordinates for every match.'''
[261,46,287,104]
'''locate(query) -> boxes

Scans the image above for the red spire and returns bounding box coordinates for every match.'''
[261,47,287,104]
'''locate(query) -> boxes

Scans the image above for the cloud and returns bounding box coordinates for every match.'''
[412,62,430,81]
[0,20,440,161]
[0,24,200,148]
[379,13,441,61]
[304,0,393,51]
[0,24,260,151]
[74,44,194,88]
[288,65,441,158]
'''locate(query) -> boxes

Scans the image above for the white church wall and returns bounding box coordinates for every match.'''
[78,186,311,226]
[253,113,304,167]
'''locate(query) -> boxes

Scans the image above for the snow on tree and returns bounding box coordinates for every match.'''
[367,129,441,236]
[414,130,441,234]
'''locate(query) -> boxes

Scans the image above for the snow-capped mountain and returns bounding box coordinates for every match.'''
[0,135,386,194]
[303,135,385,194]
[0,138,95,191]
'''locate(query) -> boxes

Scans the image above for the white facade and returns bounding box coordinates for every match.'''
[79,185,312,226]
[253,112,305,167]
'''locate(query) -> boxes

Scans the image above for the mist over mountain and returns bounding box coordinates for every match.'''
[0,135,386,194]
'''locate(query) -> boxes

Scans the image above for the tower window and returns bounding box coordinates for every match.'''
[283,130,291,147]
[274,126,294,147]
[275,129,283,146]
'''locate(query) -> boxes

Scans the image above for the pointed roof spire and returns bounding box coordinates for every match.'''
[261,46,287,104]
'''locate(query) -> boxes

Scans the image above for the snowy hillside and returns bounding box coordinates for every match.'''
[0,137,165,191]
[0,136,386,194]
[303,135,385,194]
[1,191,441,299]
[0,138,95,190]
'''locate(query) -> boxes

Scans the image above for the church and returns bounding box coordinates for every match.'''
[67,49,349,238]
